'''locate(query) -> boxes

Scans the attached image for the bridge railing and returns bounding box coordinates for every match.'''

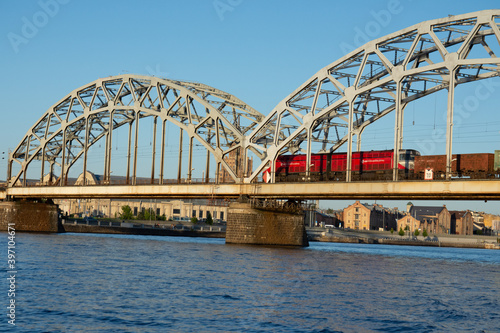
[14,177,223,187]
[10,170,500,188]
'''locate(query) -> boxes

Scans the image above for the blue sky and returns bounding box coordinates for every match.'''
[1,0,499,214]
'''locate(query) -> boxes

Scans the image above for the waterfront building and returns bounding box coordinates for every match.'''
[343,201,401,230]
[471,212,498,235]
[56,198,229,222]
[492,220,500,235]
[449,211,473,235]
[480,213,500,228]
[398,204,451,234]
[308,210,343,228]
[472,211,485,225]
[396,214,420,234]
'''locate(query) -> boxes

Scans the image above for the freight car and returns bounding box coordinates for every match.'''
[414,153,499,179]
[262,149,420,183]
[263,150,500,182]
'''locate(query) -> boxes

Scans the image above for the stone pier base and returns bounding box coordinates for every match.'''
[0,201,60,232]
[226,202,309,247]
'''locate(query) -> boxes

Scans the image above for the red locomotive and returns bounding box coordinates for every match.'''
[262,149,420,182]
[262,149,500,182]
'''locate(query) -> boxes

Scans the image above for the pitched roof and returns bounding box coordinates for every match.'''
[409,206,446,220]
[449,211,469,219]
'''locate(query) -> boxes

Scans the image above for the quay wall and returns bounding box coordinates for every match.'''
[61,223,225,238]
[308,231,499,249]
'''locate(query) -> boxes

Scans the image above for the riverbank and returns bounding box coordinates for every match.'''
[57,218,500,249]
[307,227,500,250]
[60,218,225,238]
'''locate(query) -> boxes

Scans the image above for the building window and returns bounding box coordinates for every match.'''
[220,212,224,221]
[133,207,138,216]
[354,214,359,219]
[355,207,359,212]
[173,209,180,215]
[192,210,196,217]
[156,208,161,216]
[199,211,203,218]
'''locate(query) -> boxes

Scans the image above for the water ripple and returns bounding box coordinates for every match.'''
[3,233,499,332]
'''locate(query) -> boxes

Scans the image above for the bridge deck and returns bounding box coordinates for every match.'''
[5,180,500,200]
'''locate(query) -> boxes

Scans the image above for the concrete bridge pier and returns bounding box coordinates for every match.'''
[226,202,309,247]
[0,200,60,232]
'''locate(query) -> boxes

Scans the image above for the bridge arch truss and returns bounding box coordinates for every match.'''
[8,75,264,187]
[245,10,500,183]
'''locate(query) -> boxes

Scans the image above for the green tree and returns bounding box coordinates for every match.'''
[414,229,420,236]
[136,208,156,221]
[206,212,213,225]
[404,225,410,237]
[119,205,134,220]
[398,227,405,237]
[422,229,428,237]
[191,217,198,224]
[137,210,146,220]
[390,228,394,234]
[146,208,156,221]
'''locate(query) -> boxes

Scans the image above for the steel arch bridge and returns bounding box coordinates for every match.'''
[6,10,500,198]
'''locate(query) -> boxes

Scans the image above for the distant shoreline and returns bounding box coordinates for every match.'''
[34,219,500,249]
[307,228,500,250]
[60,220,225,238]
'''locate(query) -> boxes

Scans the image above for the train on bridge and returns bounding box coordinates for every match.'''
[262,149,500,182]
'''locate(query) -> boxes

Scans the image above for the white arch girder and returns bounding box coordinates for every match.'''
[245,9,500,183]
[9,75,264,186]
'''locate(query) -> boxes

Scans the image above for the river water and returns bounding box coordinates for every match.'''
[2,232,499,332]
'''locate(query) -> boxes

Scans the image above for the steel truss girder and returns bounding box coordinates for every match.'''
[245,9,500,183]
[9,75,264,186]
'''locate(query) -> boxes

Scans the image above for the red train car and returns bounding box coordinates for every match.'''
[414,153,496,179]
[263,149,420,182]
